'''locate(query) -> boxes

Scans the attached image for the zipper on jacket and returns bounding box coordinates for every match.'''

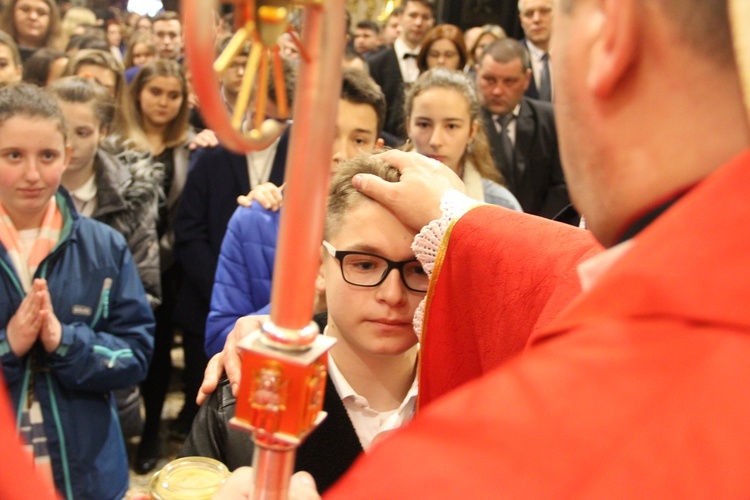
[90,277,113,327]
[0,257,24,357]
[45,372,73,500]
[35,238,71,282]
[15,357,32,427]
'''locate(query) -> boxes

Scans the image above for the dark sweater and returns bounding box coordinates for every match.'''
[179,375,363,493]
[179,314,363,493]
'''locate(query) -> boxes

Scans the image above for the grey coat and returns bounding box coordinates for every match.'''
[91,139,163,308]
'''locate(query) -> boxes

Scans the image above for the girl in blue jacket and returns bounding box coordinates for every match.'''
[0,83,154,499]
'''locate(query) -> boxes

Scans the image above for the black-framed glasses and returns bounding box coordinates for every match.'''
[322,241,428,293]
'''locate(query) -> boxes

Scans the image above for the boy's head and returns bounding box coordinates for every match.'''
[246,55,296,125]
[332,68,386,167]
[321,154,423,357]
[152,11,182,60]
[353,21,381,54]
[0,30,22,84]
[62,48,124,98]
[216,35,251,102]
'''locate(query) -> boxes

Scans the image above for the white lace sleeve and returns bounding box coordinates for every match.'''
[412,190,482,336]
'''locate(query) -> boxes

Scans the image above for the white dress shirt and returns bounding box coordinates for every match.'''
[245,136,281,187]
[327,349,418,451]
[69,174,98,217]
[393,38,421,84]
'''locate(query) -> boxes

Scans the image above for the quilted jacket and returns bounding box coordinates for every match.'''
[205,203,279,356]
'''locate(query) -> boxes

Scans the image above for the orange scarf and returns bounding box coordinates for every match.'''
[0,199,62,292]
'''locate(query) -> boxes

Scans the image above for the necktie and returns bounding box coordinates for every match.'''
[403,52,418,60]
[496,114,515,173]
[539,53,552,101]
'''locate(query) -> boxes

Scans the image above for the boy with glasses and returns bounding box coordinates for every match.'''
[180,155,421,493]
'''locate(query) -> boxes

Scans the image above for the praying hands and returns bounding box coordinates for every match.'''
[6,278,62,357]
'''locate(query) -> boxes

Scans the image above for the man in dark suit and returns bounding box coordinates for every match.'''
[170,128,289,439]
[518,0,554,101]
[368,0,434,143]
[476,38,570,220]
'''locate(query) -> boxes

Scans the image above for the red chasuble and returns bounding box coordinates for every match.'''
[418,205,601,408]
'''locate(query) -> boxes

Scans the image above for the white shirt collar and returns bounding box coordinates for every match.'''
[70,173,97,203]
[394,37,420,60]
[325,327,419,450]
[525,39,547,60]
[492,103,522,122]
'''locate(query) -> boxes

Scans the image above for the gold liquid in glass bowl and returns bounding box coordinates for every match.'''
[150,456,231,500]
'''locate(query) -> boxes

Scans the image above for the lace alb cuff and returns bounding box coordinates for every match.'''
[411,190,482,336]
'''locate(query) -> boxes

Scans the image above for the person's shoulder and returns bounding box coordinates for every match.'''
[74,213,130,250]
[191,142,243,168]
[481,178,523,211]
[522,96,555,116]
[368,46,397,69]
[99,140,163,199]
[229,204,281,239]
[236,203,281,220]
[215,377,237,410]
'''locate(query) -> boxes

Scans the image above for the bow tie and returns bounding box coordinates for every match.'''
[403,52,418,60]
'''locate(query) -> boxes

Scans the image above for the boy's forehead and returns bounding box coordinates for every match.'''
[337,99,378,135]
[329,201,416,256]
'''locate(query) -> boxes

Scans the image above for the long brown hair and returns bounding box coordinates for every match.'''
[0,0,63,50]
[123,59,190,152]
[403,67,503,184]
[123,32,155,69]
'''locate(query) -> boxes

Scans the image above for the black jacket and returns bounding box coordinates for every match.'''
[483,98,571,220]
[179,374,362,493]
[172,131,289,332]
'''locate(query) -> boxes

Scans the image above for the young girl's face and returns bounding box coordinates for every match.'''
[426,38,461,71]
[131,42,155,67]
[0,115,67,229]
[13,0,51,47]
[57,101,103,178]
[407,86,477,172]
[138,75,183,129]
[321,199,423,359]
[0,44,21,84]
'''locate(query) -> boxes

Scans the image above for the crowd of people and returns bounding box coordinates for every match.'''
[1,0,748,498]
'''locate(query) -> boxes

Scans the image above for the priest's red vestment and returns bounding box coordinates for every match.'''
[327,150,750,498]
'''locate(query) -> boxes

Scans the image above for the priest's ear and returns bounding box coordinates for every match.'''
[587,0,640,98]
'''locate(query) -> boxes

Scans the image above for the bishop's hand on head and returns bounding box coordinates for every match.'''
[353,150,465,232]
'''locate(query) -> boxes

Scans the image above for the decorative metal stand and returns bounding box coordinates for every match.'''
[183,0,347,497]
